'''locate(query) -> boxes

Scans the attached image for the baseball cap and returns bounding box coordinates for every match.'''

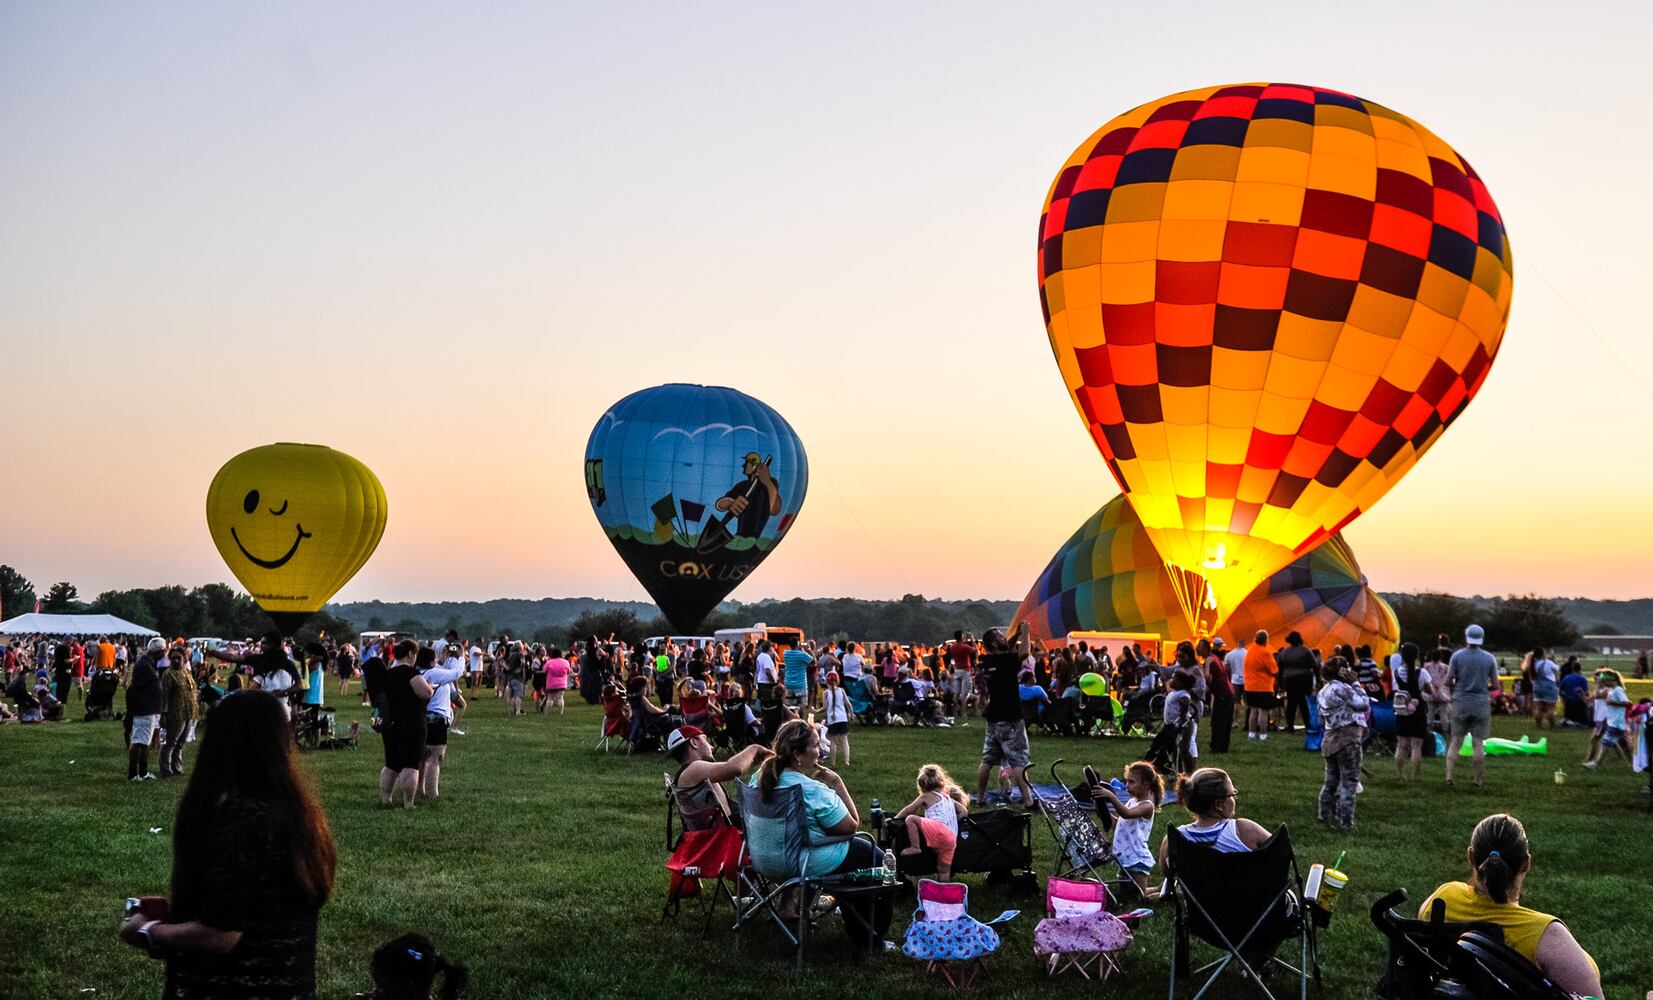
[1465,624,1485,646]
[146,638,166,652]
[1212,637,1226,648]
[665,725,704,755]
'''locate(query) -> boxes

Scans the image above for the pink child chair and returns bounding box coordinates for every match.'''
[1033,877,1134,979]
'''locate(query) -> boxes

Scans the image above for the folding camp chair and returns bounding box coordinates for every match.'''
[901,879,1017,987]
[733,781,882,968]
[1164,824,1320,1000]
[596,692,627,751]
[662,773,744,937]
[1034,877,1135,980]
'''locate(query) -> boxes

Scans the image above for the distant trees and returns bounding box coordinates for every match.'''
[1390,592,1478,650]
[1,566,38,618]
[43,581,84,612]
[1484,595,1581,653]
[1389,591,1582,652]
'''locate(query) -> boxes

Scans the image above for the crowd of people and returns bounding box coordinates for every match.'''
[7,621,1650,997]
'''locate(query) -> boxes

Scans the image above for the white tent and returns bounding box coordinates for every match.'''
[0,612,160,637]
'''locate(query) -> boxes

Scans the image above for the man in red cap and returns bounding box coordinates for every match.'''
[667,725,772,831]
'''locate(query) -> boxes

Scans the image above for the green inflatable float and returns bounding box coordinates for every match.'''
[1457,734,1548,757]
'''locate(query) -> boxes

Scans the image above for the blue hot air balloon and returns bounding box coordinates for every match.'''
[584,384,808,632]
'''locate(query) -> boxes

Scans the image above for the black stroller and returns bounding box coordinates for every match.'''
[1370,888,1570,1000]
[84,669,120,721]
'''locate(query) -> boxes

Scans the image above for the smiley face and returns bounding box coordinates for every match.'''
[229,487,314,570]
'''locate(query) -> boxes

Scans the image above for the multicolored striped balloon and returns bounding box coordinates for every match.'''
[1039,83,1511,633]
[1013,494,1397,655]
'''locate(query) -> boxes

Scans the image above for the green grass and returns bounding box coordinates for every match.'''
[2,691,1649,999]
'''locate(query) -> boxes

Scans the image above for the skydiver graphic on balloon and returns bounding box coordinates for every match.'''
[697,451,781,554]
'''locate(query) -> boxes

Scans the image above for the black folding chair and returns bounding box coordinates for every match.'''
[1164,824,1319,1000]
[733,781,878,968]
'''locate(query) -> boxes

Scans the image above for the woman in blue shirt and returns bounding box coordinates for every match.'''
[748,720,892,951]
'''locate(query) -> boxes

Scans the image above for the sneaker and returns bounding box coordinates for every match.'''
[130,775,144,782]
[1258,734,1268,742]
[1355,782,1365,794]
[1247,732,1257,740]
[140,773,157,781]
[452,729,466,736]
[882,940,899,953]
[1582,760,1597,769]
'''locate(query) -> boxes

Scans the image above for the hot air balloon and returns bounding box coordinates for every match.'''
[584,384,808,633]
[1013,495,1397,655]
[1038,83,1511,634]
[206,443,387,635]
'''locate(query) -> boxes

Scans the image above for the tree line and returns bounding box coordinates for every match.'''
[0,566,353,646]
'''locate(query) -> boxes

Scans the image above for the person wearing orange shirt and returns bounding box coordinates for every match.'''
[1242,630,1278,741]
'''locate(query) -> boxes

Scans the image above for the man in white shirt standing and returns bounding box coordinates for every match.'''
[466,640,484,694]
[1224,636,1249,727]
[840,643,865,683]
[754,640,778,704]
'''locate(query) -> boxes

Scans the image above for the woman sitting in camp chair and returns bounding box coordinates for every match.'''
[1160,768,1316,996]
[1157,767,1271,865]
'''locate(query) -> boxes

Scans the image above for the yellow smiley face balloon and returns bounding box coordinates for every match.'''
[206,443,387,634]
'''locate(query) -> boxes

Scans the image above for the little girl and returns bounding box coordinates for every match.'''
[821,671,851,765]
[895,763,969,880]
[1086,760,1162,896]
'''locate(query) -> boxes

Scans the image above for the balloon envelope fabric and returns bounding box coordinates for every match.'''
[206,443,388,635]
[1038,83,1512,633]
[584,384,808,633]
[1014,494,1398,655]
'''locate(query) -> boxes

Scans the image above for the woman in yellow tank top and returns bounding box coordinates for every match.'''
[1421,813,1601,998]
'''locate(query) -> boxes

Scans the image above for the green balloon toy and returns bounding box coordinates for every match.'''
[1079,672,1107,697]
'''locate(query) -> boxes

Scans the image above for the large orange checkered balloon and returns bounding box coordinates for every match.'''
[1039,83,1512,634]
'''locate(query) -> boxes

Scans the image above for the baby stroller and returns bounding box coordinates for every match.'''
[1030,760,1137,900]
[1145,717,1195,777]
[84,669,120,721]
[1370,888,1568,1000]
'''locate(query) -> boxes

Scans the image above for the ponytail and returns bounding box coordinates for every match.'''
[1468,813,1529,905]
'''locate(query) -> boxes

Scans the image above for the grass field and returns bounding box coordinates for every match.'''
[2,689,1649,999]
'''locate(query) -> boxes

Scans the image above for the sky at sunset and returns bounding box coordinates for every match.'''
[4,2,1652,607]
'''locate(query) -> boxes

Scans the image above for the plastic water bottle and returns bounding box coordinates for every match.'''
[869,798,883,837]
[881,849,897,885]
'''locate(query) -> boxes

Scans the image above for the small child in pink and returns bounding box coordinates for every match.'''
[895,763,969,879]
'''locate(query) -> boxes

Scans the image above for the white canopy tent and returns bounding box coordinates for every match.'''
[0,612,160,637]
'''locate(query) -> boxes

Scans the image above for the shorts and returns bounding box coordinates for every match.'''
[532,674,547,692]
[129,714,160,745]
[1533,680,1558,703]
[1121,861,1154,877]
[827,721,849,735]
[1605,725,1627,746]
[952,673,973,697]
[1450,707,1491,741]
[426,714,450,747]
[1244,691,1276,710]
[981,720,1031,769]
[382,718,427,771]
[914,818,958,867]
[507,679,525,699]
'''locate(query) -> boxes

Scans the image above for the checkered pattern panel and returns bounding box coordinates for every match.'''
[1011,496,1398,653]
[1039,83,1512,625]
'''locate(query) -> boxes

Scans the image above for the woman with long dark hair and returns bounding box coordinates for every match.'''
[120,689,336,998]
[1391,642,1428,780]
